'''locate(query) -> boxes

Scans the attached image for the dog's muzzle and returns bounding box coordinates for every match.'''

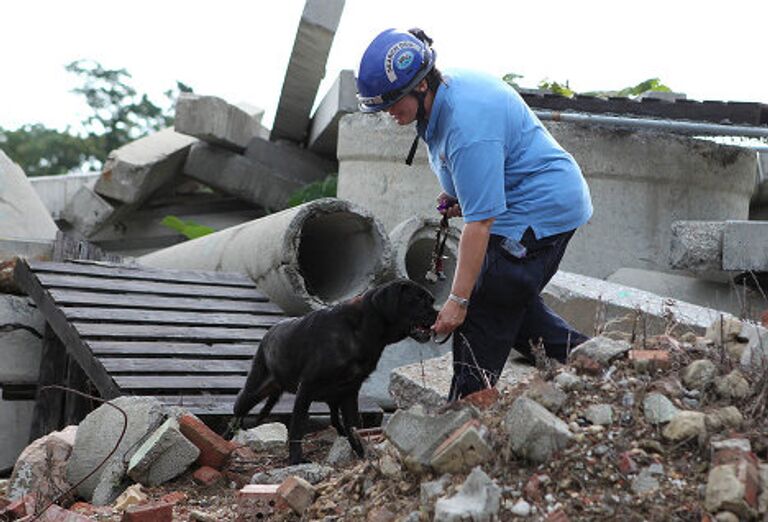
[409,324,433,343]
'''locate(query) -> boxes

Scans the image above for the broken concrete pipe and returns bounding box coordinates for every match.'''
[137,198,393,315]
[389,216,460,305]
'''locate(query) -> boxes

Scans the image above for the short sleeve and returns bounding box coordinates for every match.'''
[450,140,507,222]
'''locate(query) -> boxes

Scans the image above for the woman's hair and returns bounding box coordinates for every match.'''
[407,27,443,93]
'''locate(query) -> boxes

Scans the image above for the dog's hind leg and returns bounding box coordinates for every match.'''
[288,381,312,465]
[328,401,347,437]
[253,391,281,425]
[340,395,364,458]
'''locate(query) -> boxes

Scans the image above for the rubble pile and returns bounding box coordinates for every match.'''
[1,316,767,520]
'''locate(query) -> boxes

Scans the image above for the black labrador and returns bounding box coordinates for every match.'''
[231,279,437,464]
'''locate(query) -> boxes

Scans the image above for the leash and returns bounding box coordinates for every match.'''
[425,214,450,284]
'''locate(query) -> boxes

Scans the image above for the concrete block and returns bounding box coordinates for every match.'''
[61,185,115,237]
[0,397,34,471]
[8,425,77,501]
[503,397,573,463]
[433,467,501,522]
[183,142,301,212]
[277,475,316,515]
[429,419,493,474]
[389,352,535,411]
[127,417,200,486]
[250,463,333,485]
[669,220,725,277]
[29,171,100,220]
[94,128,197,205]
[0,149,59,240]
[722,220,768,271]
[569,336,631,365]
[0,295,45,384]
[0,239,53,293]
[178,414,233,470]
[271,0,346,143]
[174,93,265,152]
[244,137,334,185]
[233,422,287,452]
[308,69,357,158]
[67,396,166,504]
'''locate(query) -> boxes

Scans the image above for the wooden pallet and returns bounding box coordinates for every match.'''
[13,259,382,430]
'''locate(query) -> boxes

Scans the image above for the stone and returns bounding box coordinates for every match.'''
[94,128,196,205]
[585,404,613,426]
[127,417,199,486]
[308,69,358,157]
[553,371,583,391]
[8,425,76,501]
[642,392,680,424]
[706,407,744,432]
[705,458,760,519]
[178,414,233,470]
[271,0,346,142]
[711,438,752,454]
[568,336,631,365]
[113,484,148,511]
[66,396,166,505]
[420,474,451,511]
[525,380,567,413]
[233,422,287,452]
[429,419,493,474]
[61,185,115,237]
[383,404,477,473]
[504,397,573,463]
[631,467,660,495]
[325,436,356,467]
[183,142,302,212]
[250,463,333,485]
[433,467,501,522]
[681,359,718,390]
[715,370,750,400]
[389,352,534,411]
[509,499,532,517]
[174,93,266,152]
[0,149,58,240]
[277,475,316,515]
[121,501,174,522]
[662,411,707,441]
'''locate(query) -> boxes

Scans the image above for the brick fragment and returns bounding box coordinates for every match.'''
[617,451,638,475]
[545,508,570,522]
[460,387,500,410]
[523,473,547,502]
[236,484,287,521]
[160,491,187,505]
[178,414,233,469]
[34,503,93,521]
[629,350,670,372]
[277,475,316,515]
[193,466,223,486]
[121,501,174,522]
[569,353,602,375]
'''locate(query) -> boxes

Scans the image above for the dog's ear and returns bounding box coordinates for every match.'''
[370,281,403,323]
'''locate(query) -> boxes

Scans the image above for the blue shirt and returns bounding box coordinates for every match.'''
[424,68,593,241]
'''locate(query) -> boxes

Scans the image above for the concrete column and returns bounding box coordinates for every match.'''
[175,94,266,153]
[0,150,58,241]
[137,198,393,315]
[337,112,757,280]
[271,0,346,143]
[308,69,358,158]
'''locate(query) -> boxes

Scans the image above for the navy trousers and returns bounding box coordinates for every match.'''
[448,227,589,401]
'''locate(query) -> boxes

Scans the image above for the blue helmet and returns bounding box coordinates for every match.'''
[357,28,436,113]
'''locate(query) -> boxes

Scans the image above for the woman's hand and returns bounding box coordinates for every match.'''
[431,298,467,337]
[436,192,462,218]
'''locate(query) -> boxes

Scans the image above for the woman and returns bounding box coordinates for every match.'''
[356,28,593,400]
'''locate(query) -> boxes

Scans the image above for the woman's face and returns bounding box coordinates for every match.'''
[386,93,419,126]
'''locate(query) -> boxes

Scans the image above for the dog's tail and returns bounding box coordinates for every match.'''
[233,350,275,417]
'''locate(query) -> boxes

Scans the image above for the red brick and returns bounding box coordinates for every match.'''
[237,484,287,521]
[545,508,569,522]
[711,450,761,510]
[617,451,638,475]
[569,353,603,375]
[35,503,92,521]
[160,491,187,505]
[523,473,547,502]
[121,501,174,522]
[178,414,233,469]
[628,350,670,371]
[193,466,223,486]
[460,387,500,410]
[712,448,758,467]
[1,495,33,519]
[760,309,768,328]
[277,476,316,514]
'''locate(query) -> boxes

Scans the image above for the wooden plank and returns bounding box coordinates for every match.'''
[13,260,121,399]
[100,358,251,374]
[63,356,92,426]
[114,375,246,391]
[28,327,68,441]
[28,260,256,288]
[74,323,267,342]
[89,341,258,358]
[50,289,285,314]
[36,273,265,300]
[62,307,284,327]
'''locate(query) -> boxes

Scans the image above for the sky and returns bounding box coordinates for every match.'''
[2,0,767,133]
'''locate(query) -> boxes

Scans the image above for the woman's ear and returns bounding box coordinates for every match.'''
[416,79,429,93]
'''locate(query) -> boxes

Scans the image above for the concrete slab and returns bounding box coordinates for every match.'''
[0,397,34,470]
[61,185,115,237]
[0,295,45,384]
[723,221,768,271]
[94,128,197,205]
[183,142,302,212]
[308,69,357,158]
[0,150,59,241]
[175,94,265,153]
[0,239,54,293]
[29,171,100,220]
[271,0,346,143]
[244,137,334,186]
[127,417,199,486]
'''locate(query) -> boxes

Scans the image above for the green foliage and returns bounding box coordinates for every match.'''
[287,174,338,207]
[0,124,98,177]
[503,72,674,100]
[615,78,671,97]
[537,79,574,98]
[160,216,215,240]
[502,73,524,90]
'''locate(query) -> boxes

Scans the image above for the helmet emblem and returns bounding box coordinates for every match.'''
[384,41,419,83]
[396,51,414,70]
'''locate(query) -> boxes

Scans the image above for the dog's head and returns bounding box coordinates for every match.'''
[370,279,437,343]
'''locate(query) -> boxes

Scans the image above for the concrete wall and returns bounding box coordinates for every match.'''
[0,397,34,470]
[337,112,757,280]
[29,172,100,220]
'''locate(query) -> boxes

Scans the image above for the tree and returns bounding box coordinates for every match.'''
[0,60,192,176]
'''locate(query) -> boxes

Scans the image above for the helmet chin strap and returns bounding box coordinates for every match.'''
[405,90,427,166]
